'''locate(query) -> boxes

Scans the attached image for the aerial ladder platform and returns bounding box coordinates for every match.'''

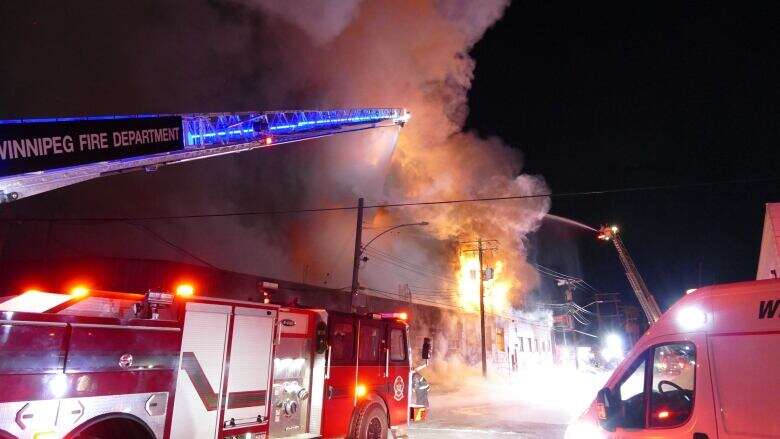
[598,225,663,325]
[0,108,408,203]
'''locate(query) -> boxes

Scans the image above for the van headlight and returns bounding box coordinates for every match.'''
[565,421,604,439]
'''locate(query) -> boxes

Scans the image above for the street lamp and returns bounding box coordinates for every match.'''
[361,221,429,256]
[582,300,605,309]
[349,211,428,310]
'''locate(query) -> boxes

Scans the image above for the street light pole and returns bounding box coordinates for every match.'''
[349,196,428,311]
[350,198,365,312]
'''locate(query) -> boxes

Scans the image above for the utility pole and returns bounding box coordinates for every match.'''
[560,279,579,368]
[477,238,487,378]
[350,197,364,312]
[460,238,499,378]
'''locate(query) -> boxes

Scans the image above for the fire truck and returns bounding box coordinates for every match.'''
[0,285,430,439]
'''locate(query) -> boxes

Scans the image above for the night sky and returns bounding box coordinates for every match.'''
[467,2,780,309]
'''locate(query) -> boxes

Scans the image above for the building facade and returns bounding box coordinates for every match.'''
[757,202,780,280]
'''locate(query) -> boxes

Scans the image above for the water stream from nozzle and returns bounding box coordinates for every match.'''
[544,213,597,232]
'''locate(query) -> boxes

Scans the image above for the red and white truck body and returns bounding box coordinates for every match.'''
[0,288,424,439]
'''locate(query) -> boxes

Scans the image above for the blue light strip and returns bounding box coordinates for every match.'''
[189,128,255,139]
[0,113,170,125]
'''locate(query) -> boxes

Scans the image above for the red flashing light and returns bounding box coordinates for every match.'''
[355,384,367,398]
[657,410,670,419]
[375,312,408,321]
[69,286,89,298]
[175,283,195,297]
[264,137,273,146]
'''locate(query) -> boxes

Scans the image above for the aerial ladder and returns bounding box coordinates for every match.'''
[598,225,662,325]
[0,108,409,203]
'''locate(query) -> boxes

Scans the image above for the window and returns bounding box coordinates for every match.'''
[358,323,382,363]
[535,339,539,353]
[613,342,696,430]
[496,328,505,352]
[330,321,354,363]
[618,358,646,429]
[518,338,524,352]
[527,337,532,352]
[648,343,695,428]
[389,328,406,361]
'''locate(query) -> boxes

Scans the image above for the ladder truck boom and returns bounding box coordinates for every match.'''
[0,108,409,203]
[598,225,662,324]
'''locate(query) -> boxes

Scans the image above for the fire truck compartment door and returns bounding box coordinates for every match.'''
[223,307,276,428]
[171,303,231,439]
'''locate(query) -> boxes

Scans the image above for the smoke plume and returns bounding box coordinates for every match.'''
[241,0,551,305]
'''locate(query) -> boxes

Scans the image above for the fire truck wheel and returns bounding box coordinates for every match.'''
[66,415,155,439]
[352,403,388,439]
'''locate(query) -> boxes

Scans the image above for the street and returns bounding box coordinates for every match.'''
[410,367,608,438]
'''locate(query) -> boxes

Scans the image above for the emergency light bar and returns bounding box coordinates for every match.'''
[0,108,408,203]
[371,312,408,320]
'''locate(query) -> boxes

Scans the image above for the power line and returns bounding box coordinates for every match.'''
[126,222,219,269]
[363,248,459,285]
[3,175,778,223]
[365,247,457,281]
[533,262,601,294]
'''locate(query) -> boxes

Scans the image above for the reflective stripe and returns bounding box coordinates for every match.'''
[69,323,180,331]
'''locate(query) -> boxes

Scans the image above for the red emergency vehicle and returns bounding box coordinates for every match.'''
[0,286,429,439]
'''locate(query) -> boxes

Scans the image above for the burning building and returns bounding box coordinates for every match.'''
[0,0,553,374]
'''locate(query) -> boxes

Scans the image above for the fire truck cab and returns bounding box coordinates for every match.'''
[566,278,780,438]
[0,287,428,439]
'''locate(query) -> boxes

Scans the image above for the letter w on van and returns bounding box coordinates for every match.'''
[758,300,780,319]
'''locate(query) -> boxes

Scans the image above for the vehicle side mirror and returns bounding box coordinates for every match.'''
[596,387,619,431]
[421,337,432,360]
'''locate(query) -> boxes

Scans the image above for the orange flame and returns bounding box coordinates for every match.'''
[457,253,511,314]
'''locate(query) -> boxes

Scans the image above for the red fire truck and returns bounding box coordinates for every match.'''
[0,285,429,439]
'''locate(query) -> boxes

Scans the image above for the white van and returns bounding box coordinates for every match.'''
[566,278,780,438]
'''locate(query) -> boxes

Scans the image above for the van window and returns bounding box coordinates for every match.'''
[649,343,695,427]
[614,342,696,430]
[618,358,647,429]
[358,323,382,363]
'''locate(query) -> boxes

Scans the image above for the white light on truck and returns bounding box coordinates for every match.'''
[677,306,707,330]
[48,373,68,398]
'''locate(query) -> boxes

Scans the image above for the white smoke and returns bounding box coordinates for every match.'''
[236,0,364,46]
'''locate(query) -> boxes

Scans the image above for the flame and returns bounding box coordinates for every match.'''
[457,253,512,314]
